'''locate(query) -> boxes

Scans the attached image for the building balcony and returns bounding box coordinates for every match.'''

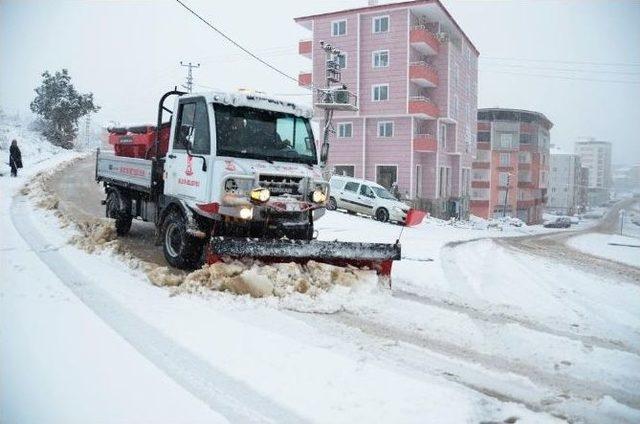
[409,62,438,87]
[298,72,311,87]
[298,39,312,58]
[408,96,439,119]
[410,26,440,55]
[473,161,491,169]
[413,133,437,152]
[471,181,490,189]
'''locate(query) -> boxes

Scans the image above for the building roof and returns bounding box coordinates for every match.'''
[477,108,553,130]
[294,0,479,55]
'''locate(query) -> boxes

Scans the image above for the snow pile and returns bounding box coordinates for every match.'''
[68,219,119,253]
[446,215,526,231]
[149,259,378,302]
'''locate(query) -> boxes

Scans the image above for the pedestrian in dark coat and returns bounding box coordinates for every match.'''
[9,139,22,177]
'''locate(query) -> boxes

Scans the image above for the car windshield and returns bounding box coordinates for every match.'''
[372,186,396,200]
[214,103,317,165]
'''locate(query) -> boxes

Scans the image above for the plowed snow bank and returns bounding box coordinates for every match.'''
[149,259,378,301]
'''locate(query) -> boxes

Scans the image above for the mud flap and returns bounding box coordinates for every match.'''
[207,237,401,279]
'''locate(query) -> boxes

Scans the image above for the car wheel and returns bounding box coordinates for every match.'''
[327,197,337,211]
[162,210,204,269]
[106,191,132,236]
[375,207,389,223]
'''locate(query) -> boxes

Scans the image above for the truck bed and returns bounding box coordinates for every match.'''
[95,149,155,192]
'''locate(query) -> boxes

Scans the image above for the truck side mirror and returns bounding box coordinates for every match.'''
[320,142,329,165]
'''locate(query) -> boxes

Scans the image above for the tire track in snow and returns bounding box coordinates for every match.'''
[329,311,640,411]
[11,195,305,424]
[394,288,640,357]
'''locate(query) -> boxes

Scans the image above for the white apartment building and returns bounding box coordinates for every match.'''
[548,147,582,214]
[574,138,612,206]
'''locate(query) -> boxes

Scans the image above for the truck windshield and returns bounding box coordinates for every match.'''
[214,104,317,165]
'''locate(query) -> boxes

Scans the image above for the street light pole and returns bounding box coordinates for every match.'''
[502,173,511,218]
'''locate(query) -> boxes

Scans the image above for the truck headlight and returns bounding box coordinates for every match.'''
[250,187,270,203]
[311,189,326,204]
[239,207,253,220]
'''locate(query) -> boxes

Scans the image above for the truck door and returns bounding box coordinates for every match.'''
[164,97,212,202]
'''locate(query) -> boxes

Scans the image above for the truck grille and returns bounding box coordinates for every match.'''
[259,174,303,197]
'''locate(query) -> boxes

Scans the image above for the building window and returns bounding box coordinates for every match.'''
[453,63,459,87]
[336,53,347,69]
[518,151,531,163]
[376,165,397,190]
[499,133,513,149]
[476,149,490,162]
[472,169,489,181]
[500,153,510,166]
[331,20,347,36]
[499,172,510,186]
[372,16,389,33]
[453,95,459,116]
[519,133,531,144]
[337,122,352,138]
[334,165,355,177]
[477,131,490,142]
[377,121,394,137]
[372,50,389,68]
[372,84,389,101]
[518,170,531,182]
[471,188,489,200]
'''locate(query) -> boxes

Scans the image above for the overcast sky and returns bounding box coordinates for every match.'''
[1,0,639,164]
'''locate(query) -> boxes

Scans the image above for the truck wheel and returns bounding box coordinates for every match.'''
[375,207,389,223]
[327,197,337,211]
[162,210,203,270]
[106,191,132,236]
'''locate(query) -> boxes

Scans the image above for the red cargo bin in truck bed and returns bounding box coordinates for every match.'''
[107,122,171,159]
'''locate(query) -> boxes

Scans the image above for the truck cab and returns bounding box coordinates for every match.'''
[162,90,329,240]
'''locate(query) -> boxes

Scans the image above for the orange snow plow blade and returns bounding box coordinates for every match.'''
[207,237,402,277]
[405,209,427,227]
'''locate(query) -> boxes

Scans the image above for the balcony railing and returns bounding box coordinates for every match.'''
[410,25,440,55]
[409,61,438,87]
[413,133,437,152]
[408,96,439,118]
[298,39,312,58]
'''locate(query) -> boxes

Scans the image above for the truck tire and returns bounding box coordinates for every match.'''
[106,191,132,236]
[327,197,337,211]
[161,210,204,270]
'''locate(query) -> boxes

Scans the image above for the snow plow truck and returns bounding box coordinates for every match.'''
[96,89,403,278]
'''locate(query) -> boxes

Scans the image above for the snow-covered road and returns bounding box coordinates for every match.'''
[2,150,640,423]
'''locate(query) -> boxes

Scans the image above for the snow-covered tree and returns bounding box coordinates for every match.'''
[30,69,100,149]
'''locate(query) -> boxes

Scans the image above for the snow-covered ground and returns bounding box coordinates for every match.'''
[2,122,639,423]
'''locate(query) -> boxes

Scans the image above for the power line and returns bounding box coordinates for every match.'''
[478,69,640,85]
[481,56,640,68]
[174,0,308,89]
[480,62,640,76]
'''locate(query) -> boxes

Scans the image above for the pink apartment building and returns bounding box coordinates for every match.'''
[471,108,552,224]
[295,0,479,219]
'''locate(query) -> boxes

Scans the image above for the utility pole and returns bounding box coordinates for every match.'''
[502,173,511,217]
[180,61,200,93]
[84,114,91,147]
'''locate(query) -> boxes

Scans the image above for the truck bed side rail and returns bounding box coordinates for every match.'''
[96,149,155,193]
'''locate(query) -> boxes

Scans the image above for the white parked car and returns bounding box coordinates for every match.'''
[328,176,410,223]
